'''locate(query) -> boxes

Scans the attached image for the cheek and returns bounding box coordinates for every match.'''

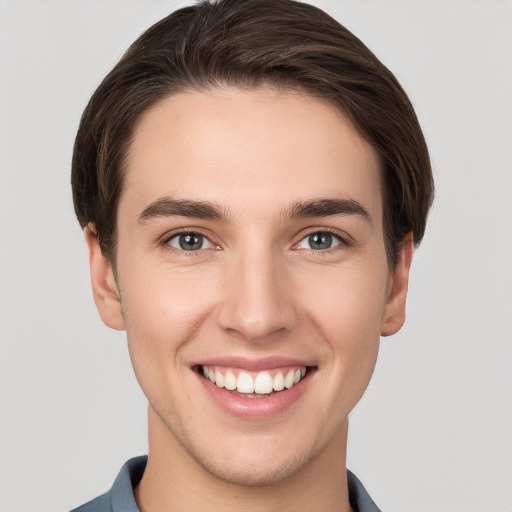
[117,261,219,373]
[300,261,389,340]
[118,267,224,419]
[299,261,388,393]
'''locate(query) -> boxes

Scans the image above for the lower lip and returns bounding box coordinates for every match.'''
[198,371,312,419]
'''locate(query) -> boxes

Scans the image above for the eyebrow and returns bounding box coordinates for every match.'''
[137,197,371,224]
[138,198,228,223]
[286,198,372,223]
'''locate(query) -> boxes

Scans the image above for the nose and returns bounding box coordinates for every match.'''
[216,248,296,342]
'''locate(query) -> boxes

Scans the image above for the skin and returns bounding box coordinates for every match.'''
[85,87,413,512]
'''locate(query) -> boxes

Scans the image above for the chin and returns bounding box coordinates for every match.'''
[169,416,326,487]
[192,445,314,487]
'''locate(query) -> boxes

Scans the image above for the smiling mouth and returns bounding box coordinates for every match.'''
[198,365,313,398]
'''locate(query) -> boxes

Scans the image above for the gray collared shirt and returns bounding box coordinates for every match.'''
[71,456,381,512]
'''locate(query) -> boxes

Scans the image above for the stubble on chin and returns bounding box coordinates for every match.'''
[190,442,316,488]
[151,404,324,488]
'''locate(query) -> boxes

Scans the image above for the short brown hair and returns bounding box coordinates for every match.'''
[72,0,433,266]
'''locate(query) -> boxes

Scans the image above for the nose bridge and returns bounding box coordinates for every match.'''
[217,243,295,341]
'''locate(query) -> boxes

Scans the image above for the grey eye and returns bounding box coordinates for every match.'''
[168,233,213,251]
[297,232,341,251]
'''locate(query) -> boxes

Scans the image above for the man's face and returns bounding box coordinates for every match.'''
[89,88,411,486]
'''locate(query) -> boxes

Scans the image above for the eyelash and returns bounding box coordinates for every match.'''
[292,228,351,253]
[159,228,351,254]
[160,228,219,254]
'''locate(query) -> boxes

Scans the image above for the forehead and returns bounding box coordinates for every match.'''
[121,87,382,223]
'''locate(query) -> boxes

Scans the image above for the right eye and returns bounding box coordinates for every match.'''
[166,232,214,251]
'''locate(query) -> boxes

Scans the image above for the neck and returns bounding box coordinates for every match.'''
[135,407,353,512]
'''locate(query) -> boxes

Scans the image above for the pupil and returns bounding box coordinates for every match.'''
[309,232,332,250]
[179,234,203,251]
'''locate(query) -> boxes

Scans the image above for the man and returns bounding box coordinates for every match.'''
[71,0,433,510]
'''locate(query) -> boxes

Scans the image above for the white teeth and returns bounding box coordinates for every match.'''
[273,372,285,391]
[214,370,224,388]
[236,372,254,393]
[284,370,295,389]
[224,371,237,390]
[254,372,273,394]
[201,365,308,394]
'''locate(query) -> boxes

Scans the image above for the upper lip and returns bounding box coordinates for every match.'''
[191,356,316,371]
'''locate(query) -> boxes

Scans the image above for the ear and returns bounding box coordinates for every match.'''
[380,233,414,337]
[84,224,125,331]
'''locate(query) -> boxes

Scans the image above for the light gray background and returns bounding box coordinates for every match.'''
[1,1,511,511]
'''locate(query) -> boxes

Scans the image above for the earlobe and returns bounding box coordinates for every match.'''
[84,224,125,331]
[380,233,414,337]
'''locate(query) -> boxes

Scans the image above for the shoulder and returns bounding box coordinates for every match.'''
[69,456,147,512]
[70,493,111,512]
[347,470,382,512]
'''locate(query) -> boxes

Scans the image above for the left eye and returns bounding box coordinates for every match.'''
[296,232,342,251]
[167,233,213,251]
